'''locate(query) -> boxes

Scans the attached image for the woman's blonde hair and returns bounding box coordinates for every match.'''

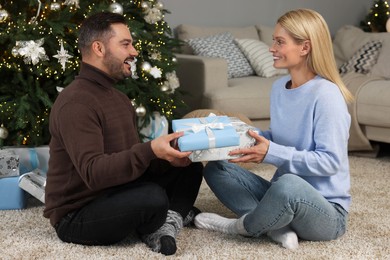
[277,9,354,103]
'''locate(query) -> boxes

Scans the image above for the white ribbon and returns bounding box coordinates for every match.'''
[180,118,231,149]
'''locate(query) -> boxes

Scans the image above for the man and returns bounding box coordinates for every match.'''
[43,12,203,256]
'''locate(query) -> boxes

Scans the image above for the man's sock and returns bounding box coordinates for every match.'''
[142,210,183,256]
[183,207,201,227]
[194,212,249,235]
[267,226,299,250]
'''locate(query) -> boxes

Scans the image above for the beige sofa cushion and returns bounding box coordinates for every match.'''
[202,76,279,119]
[357,81,390,128]
[176,24,260,54]
[333,25,390,79]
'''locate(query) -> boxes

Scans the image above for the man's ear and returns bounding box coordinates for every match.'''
[91,41,105,57]
[301,40,311,56]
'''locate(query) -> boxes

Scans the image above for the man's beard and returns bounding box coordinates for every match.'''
[103,49,131,80]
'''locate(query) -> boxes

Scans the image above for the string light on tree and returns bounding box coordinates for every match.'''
[0,0,184,146]
[360,0,390,32]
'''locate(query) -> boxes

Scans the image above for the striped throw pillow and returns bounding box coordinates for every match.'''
[235,39,287,78]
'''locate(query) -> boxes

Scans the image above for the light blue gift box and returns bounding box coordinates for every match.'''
[0,176,27,210]
[172,116,240,152]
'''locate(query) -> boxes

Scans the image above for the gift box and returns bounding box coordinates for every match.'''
[0,146,49,208]
[0,150,20,178]
[19,169,46,203]
[188,117,259,162]
[172,116,240,152]
[0,176,27,210]
[139,111,169,142]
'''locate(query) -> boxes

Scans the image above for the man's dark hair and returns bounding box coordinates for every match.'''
[78,12,127,56]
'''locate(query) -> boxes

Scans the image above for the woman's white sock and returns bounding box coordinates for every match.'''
[267,226,299,250]
[194,212,248,235]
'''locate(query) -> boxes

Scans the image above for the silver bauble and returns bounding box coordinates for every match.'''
[11,47,19,57]
[141,61,152,71]
[155,2,164,10]
[136,105,147,117]
[172,57,177,63]
[0,124,9,139]
[141,2,151,9]
[109,2,124,14]
[0,9,9,23]
[160,85,170,92]
[50,2,61,11]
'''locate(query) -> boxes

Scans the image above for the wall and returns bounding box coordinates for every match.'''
[162,0,372,36]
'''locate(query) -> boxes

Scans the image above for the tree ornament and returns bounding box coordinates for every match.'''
[155,2,164,10]
[141,61,152,71]
[109,2,124,15]
[165,71,180,92]
[63,0,80,8]
[144,7,163,24]
[14,38,49,65]
[136,105,147,117]
[149,66,162,78]
[53,41,73,71]
[50,1,61,11]
[11,47,19,57]
[30,0,42,24]
[0,6,9,23]
[172,57,177,63]
[141,1,151,9]
[0,124,9,139]
[160,84,170,92]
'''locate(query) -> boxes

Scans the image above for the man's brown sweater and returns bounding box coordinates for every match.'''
[43,63,157,226]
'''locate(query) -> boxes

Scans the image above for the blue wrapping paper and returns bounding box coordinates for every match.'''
[0,176,27,210]
[172,116,240,152]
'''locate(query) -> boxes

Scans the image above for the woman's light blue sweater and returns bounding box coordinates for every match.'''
[261,75,351,211]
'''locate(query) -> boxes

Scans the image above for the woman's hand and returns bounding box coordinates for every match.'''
[228,130,270,163]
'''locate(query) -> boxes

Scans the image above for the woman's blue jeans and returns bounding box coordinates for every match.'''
[203,160,348,241]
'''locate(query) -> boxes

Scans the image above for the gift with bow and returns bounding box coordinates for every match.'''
[172,116,240,152]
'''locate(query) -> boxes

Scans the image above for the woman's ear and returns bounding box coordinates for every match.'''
[301,40,311,56]
[91,41,105,57]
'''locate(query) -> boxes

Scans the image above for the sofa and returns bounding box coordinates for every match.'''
[174,24,390,152]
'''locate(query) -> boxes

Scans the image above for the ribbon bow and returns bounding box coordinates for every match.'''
[181,118,230,149]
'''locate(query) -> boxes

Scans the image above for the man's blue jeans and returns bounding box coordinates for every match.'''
[203,160,348,241]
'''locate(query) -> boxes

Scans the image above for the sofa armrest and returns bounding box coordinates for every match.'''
[175,53,228,114]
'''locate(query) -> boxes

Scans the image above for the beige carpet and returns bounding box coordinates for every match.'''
[1,154,390,260]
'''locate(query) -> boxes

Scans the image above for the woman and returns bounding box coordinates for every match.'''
[194,9,353,249]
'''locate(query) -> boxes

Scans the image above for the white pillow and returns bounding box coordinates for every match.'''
[235,39,287,78]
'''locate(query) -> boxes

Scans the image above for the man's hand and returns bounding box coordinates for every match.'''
[228,130,270,163]
[151,131,192,167]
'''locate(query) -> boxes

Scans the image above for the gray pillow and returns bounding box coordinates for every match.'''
[339,40,382,76]
[187,32,254,79]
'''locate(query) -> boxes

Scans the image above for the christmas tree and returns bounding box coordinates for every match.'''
[0,0,184,147]
[360,0,390,32]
